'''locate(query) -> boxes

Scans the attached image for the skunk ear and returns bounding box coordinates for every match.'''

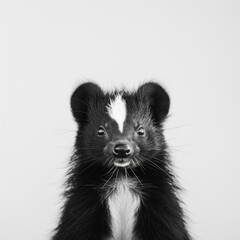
[70,82,104,126]
[137,82,170,124]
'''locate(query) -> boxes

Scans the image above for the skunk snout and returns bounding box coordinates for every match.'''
[113,143,132,158]
[104,140,139,167]
[111,141,134,167]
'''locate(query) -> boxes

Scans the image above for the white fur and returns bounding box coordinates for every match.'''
[108,178,140,240]
[106,94,127,133]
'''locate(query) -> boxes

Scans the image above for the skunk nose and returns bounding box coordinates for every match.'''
[113,143,132,158]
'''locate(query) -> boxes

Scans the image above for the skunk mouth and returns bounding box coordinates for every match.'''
[113,158,131,167]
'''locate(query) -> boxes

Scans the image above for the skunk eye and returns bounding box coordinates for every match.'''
[137,126,145,136]
[97,126,106,136]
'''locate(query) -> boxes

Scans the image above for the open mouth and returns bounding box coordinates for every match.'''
[113,159,131,167]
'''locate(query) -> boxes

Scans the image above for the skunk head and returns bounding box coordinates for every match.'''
[71,82,170,169]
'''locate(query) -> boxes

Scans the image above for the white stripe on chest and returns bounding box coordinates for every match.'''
[106,94,127,133]
[107,178,140,240]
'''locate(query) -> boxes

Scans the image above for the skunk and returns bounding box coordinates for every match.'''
[52,81,191,240]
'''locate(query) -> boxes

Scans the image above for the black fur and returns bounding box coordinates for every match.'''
[52,81,191,240]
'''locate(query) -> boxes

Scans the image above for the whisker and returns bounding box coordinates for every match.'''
[74,148,100,150]
[102,166,117,190]
[124,167,127,179]
[101,167,118,203]
[102,163,114,177]
[168,145,192,148]
[141,153,166,164]
[163,124,190,131]
[134,156,145,174]
[53,129,76,135]
[76,156,106,175]
[140,155,172,179]
[115,168,119,181]
[76,155,106,162]
[130,167,143,188]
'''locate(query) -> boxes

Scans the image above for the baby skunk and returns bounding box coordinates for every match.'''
[52,81,191,240]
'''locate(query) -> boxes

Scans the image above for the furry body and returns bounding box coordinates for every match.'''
[52,82,191,240]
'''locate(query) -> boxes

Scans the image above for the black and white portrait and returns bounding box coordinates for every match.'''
[1,1,240,240]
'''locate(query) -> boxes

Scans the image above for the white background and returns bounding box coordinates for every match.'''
[1,1,240,239]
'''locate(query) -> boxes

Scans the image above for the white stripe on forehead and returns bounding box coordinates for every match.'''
[106,93,127,133]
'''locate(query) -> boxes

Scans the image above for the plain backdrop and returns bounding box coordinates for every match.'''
[1,1,240,239]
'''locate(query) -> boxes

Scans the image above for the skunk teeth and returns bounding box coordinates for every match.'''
[114,161,131,167]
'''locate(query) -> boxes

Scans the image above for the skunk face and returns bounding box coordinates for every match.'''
[71,82,170,170]
[53,81,191,240]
